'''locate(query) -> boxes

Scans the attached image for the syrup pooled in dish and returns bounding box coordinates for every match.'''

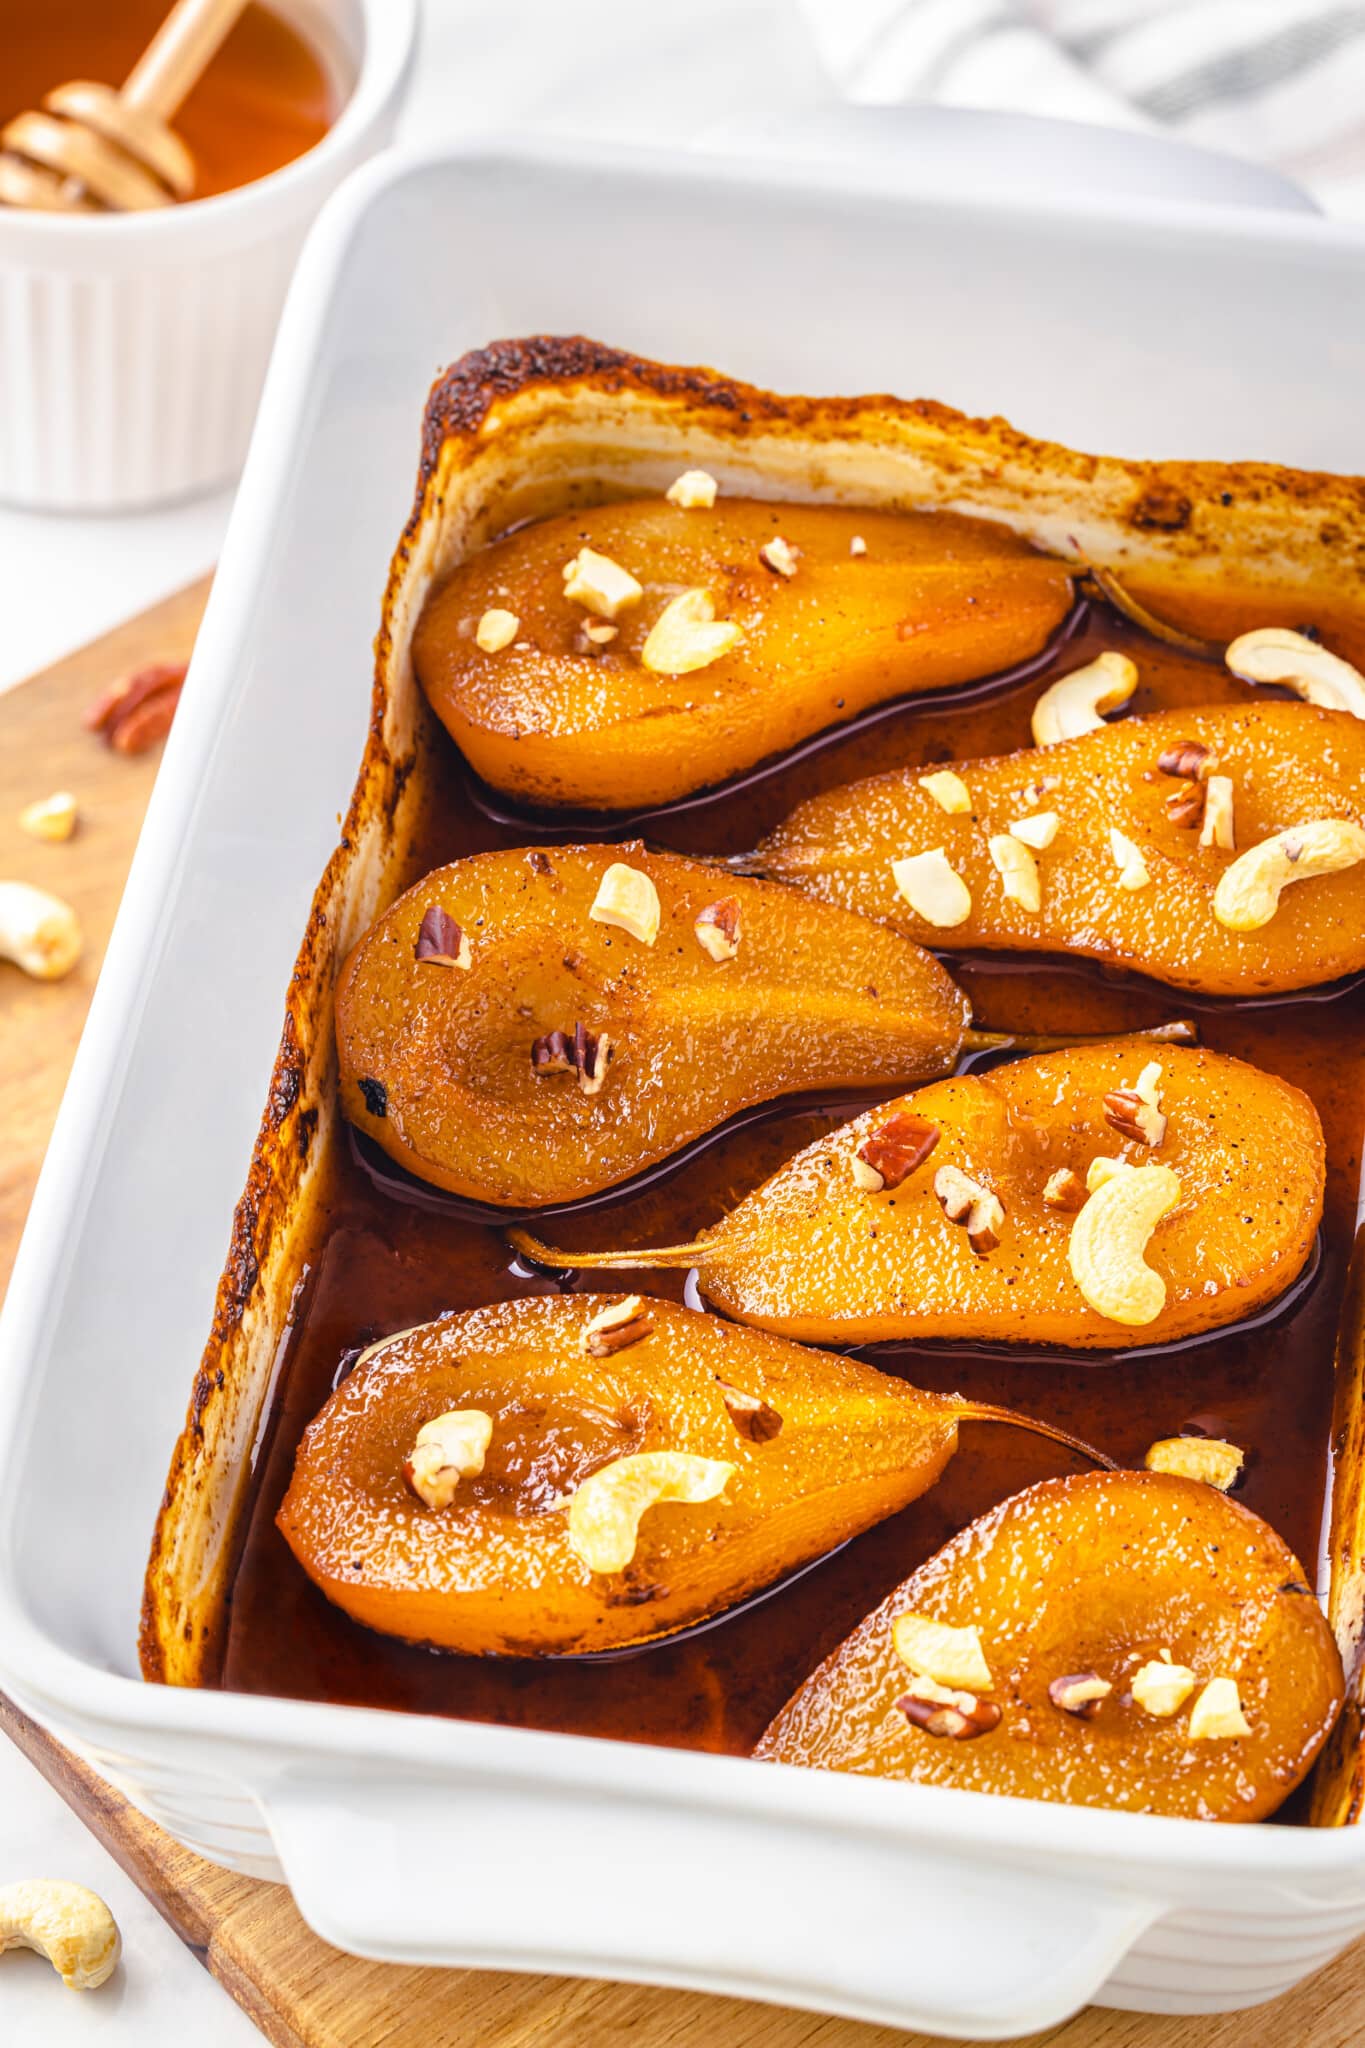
[755,1470,1345,1823]
[211,436,1365,1815]
[412,496,1075,811]
[759,699,1365,996]
[275,1295,1100,1657]
[335,844,968,1206]
[511,1039,1325,1351]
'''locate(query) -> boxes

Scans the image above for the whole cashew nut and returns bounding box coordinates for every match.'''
[565,1449,734,1573]
[1031,650,1137,746]
[1225,626,1365,720]
[0,1879,120,1990]
[0,881,82,980]
[1213,819,1365,932]
[1068,1162,1181,1325]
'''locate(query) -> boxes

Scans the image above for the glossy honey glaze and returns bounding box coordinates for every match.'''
[217,540,1365,1774]
[3,0,340,200]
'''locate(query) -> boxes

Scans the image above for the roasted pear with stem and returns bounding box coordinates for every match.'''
[335,843,972,1207]
[413,498,1075,811]
[758,701,1365,995]
[754,1470,1344,1823]
[511,1040,1324,1351]
[275,1295,1106,1658]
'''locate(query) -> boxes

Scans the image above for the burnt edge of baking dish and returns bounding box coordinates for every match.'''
[139,333,1365,1806]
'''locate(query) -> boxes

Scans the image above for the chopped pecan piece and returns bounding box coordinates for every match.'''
[1165,781,1206,829]
[1043,1167,1087,1212]
[934,1165,1005,1254]
[852,1112,940,1193]
[531,1023,614,1096]
[84,660,187,754]
[898,1681,1001,1740]
[414,906,471,968]
[1104,1060,1167,1148]
[1157,738,1217,783]
[695,896,741,961]
[582,1296,654,1356]
[716,1377,783,1443]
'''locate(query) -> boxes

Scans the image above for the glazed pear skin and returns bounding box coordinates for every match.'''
[276,1296,1004,1656]
[755,1471,1344,1823]
[412,499,1075,810]
[335,843,969,1206]
[512,1040,1324,1351]
[759,702,1365,994]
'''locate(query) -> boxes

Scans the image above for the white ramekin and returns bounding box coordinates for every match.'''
[0,0,415,512]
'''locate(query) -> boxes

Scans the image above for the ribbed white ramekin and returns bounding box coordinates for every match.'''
[0,0,415,511]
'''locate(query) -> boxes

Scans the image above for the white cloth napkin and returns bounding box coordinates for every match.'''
[801,0,1365,215]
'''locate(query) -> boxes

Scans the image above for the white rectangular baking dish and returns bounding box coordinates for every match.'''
[3,135,1365,2039]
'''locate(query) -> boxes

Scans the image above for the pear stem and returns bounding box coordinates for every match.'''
[956,1401,1114,1470]
[510,1227,704,1272]
[963,1018,1197,1056]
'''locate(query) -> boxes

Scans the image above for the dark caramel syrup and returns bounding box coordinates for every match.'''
[217,568,1365,1770]
[3,0,339,200]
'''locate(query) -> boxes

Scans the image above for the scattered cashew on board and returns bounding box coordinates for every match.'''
[0,1878,119,1989]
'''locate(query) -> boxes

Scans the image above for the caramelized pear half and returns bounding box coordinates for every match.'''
[760,702,1365,995]
[335,843,969,1206]
[274,1296,1096,1657]
[511,1040,1324,1350]
[413,499,1074,810]
[755,1470,1344,1823]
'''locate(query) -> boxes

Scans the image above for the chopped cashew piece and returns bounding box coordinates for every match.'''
[665,469,718,509]
[1145,1435,1244,1490]
[1131,1657,1197,1717]
[1085,1155,1133,1192]
[891,848,972,928]
[1188,1676,1252,1741]
[1031,650,1137,746]
[562,547,644,620]
[849,534,867,557]
[917,769,972,815]
[0,880,82,980]
[1067,1162,1181,1325]
[475,608,519,653]
[640,588,742,675]
[565,1450,734,1573]
[404,1410,493,1511]
[590,862,662,945]
[892,1613,994,1692]
[1008,809,1059,850]
[1213,820,1365,932]
[1226,625,1365,720]
[0,1879,120,1990]
[989,832,1041,913]
[1110,826,1151,891]
[759,535,800,578]
[19,791,77,842]
[1199,774,1236,852]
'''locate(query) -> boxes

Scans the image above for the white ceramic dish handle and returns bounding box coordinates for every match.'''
[262,1767,1163,2035]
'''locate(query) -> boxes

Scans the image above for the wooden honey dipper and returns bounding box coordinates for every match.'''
[0,0,249,213]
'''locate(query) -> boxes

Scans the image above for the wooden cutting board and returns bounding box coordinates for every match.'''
[2,583,1364,2048]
